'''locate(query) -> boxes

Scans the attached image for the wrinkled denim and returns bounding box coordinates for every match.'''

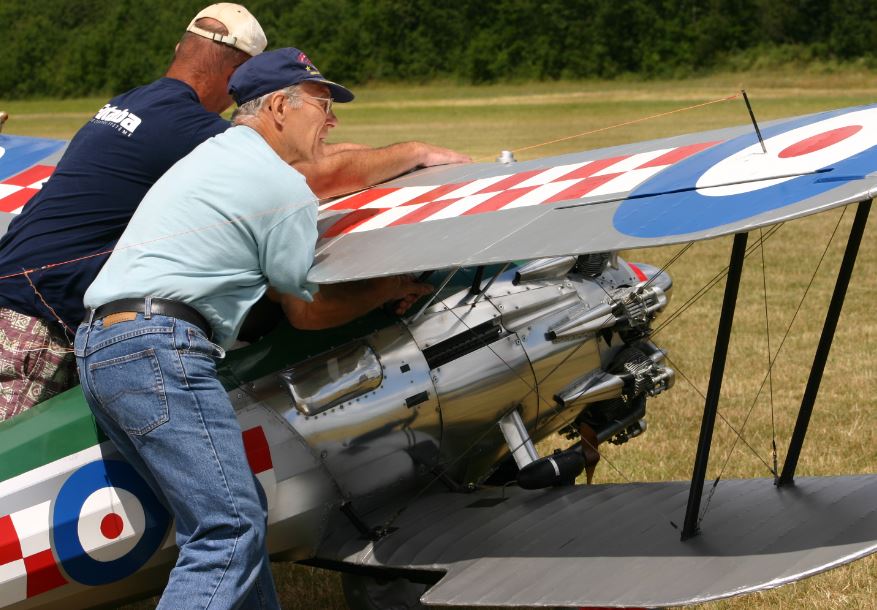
[75,314,279,610]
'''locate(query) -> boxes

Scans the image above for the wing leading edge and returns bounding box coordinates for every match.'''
[310,104,877,284]
[314,475,877,607]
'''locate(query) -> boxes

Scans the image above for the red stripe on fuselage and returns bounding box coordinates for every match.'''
[24,549,67,598]
[627,262,648,282]
[0,514,23,564]
[242,427,273,474]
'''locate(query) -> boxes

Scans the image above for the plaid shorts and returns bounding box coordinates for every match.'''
[0,308,77,421]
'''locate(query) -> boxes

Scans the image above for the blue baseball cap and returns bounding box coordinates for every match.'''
[229,47,354,105]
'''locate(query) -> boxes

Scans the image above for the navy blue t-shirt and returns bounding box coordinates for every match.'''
[0,78,229,331]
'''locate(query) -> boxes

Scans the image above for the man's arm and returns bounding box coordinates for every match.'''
[299,142,472,199]
[276,276,433,331]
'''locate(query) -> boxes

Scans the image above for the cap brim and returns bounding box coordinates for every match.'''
[304,77,354,103]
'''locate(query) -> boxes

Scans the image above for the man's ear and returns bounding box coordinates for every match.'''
[268,92,291,125]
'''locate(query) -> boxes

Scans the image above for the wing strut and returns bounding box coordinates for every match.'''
[681,232,749,540]
[778,199,872,486]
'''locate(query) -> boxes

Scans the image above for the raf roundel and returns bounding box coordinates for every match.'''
[614,106,877,237]
[52,460,170,586]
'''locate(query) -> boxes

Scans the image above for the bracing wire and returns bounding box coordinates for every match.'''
[695,207,849,527]
[760,228,779,480]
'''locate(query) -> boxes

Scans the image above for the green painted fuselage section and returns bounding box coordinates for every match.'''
[0,312,393,483]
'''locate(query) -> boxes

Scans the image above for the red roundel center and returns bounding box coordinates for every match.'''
[100,513,124,540]
[778,125,862,158]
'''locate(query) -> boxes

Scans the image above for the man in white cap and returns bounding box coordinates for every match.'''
[0,4,264,417]
[76,46,439,609]
[0,3,467,418]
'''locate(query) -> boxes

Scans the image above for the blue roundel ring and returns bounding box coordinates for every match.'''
[614,106,877,238]
[52,460,170,586]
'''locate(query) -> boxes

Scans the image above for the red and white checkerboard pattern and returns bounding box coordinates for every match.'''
[320,141,719,238]
[0,502,67,606]
[0,165,55,214]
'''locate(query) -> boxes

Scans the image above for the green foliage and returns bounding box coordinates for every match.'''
[0,0,874,98]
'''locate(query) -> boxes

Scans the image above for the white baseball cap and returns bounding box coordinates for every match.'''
[187,3,267,57]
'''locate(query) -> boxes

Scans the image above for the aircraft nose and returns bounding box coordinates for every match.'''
[627,261,673,299]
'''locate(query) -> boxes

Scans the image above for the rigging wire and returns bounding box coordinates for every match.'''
[484,93,741,161]
[695,207,849,527]
[663,352,775,474]
[760,228,779,480]
[651,224,783,336]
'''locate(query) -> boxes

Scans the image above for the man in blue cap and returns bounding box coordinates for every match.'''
[0,5,467,419]
[74,48,448,609]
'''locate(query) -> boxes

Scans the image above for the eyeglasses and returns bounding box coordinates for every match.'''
[296,94,333,116]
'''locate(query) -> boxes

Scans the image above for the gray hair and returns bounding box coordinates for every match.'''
[231,84,304,123]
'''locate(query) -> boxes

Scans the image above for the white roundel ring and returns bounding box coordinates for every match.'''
[53,460,170,586]
[697,108,877,196]
[618,104,877,237]
[76,486,146,561]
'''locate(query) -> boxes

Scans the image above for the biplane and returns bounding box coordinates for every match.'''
[0,99,874,610]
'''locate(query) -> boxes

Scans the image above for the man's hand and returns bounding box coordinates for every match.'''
[366,275,434,315]
[418,144,472,168]
[278,275,433,330]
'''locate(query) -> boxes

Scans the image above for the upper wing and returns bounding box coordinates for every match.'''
[0,133,66,234]
[314,475,877,607]
[310,104,877,283]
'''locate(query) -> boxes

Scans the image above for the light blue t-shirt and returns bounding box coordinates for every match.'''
[85,125,318,347]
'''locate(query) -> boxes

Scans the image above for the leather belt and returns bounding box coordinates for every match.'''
[89,298,212,339]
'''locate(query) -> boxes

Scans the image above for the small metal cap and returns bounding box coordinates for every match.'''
[496,150,516,163]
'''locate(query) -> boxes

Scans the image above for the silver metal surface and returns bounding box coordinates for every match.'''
[277,323,442,500]
[497,409,539,468]
[280,342,383,416]
[555,371,625,407]
[513,256,577,284]
[315,476,877,608]
[408,266,460,323]
[432,332,533,482]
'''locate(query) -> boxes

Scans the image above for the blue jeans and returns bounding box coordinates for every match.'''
[75,314,280,610]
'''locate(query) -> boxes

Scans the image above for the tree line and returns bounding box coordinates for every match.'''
[1,0,875,98]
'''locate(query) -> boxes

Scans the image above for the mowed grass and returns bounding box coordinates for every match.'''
[4,70,874,609]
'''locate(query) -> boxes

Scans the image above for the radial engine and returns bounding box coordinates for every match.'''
[236,253,674,538]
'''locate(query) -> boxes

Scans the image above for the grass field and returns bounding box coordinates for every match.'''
[3,69,874,609]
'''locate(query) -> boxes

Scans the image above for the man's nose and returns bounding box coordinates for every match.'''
[325,109,338,127]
